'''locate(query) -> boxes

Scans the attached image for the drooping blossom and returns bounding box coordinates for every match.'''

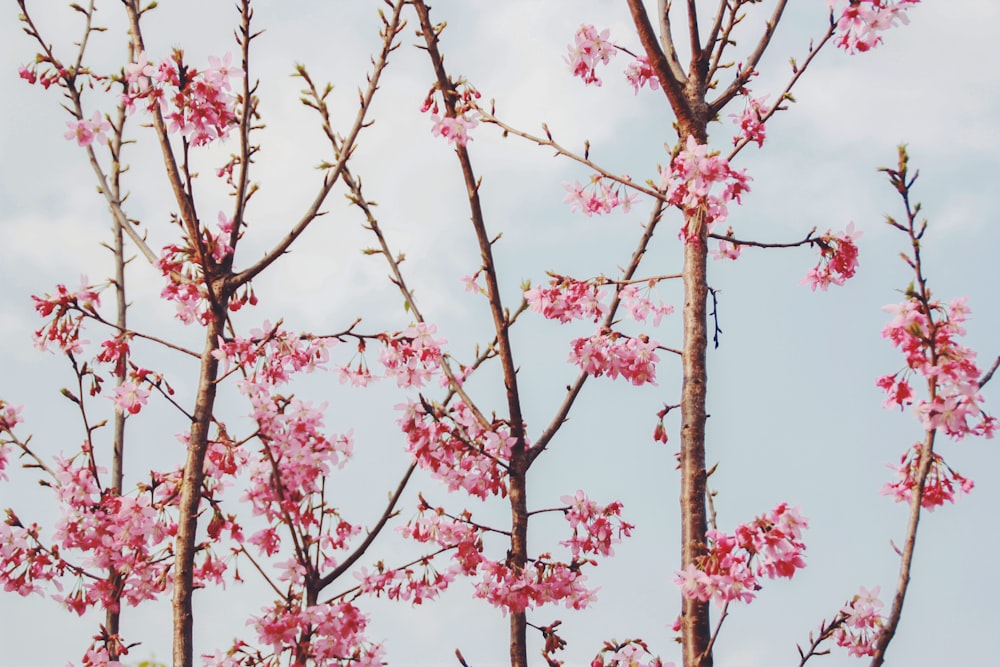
[673,503,808,607]
[832,586,886,657]
[64,111,111,148]
[802,223,861,290]
[625,56,659,94]
[828,0,919,53]
[563,176,639,216]
[566,25,616,85]
[660,136,751,243]
[730,95,770,147]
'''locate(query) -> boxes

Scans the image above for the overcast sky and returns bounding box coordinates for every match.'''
[2,2,999,666]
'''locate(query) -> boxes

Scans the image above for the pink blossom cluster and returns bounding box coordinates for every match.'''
[0,401,24,480]
[78,641,126,667]
[0,455,176,615]
[396,399,513,499]
[591,639,669,667]
[123,51,242,146]
[730,94,770,147]
[881,443,974,510]
[829,0,919,53]
[213,322,331,385]
[673,503,808,606]
[566,25,660,94]
[877,296,996,440]
[156,243,213,325]
[380,323,446,388]
[660,136,751,243]
[625,56,660,94]
[565,25,616,85]
[802,223,862,291]
[242,393,357,567]
[560,490,634,558]
[31,276,101,354]
[568,332,660,386]
[564,176,640,216]
[832,586,886,657]
[475,556,596,615]
[64,111,111,148]
[710,228,742,262]
[232,601,384,667]
[421,80,480,147]
[355,561,456,606]
[525,275,607,323]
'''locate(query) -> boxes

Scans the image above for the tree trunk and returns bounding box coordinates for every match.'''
[680,208,712,667]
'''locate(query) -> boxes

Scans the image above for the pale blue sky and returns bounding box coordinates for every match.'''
[2,2,999,666]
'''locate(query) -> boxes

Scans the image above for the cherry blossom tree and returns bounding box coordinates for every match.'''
[2,2,997,667]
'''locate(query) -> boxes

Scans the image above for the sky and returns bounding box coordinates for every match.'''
[2,1,999,666]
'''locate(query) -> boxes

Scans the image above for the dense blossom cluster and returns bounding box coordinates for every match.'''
[660,137,751,243]
[525,275,607,323]
[396,399,513,499]
[560,490,633,558]
[569,332,660,386]
[801,224,862,291]
[525,276,670,385]
[123,50,242,146]
[832,586,886,657]
[203,601,384,667]
[380,323,446,388]
[673,503,807,606]
[877,296,995,441]
[828,0,920,53]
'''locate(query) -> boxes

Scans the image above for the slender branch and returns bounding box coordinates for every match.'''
[979,356,1000,389]
[708,228,817,249]
[657,0,690,84]
[477,107,669,204]
[231,0,405,288]
[627,0,695,126]
[316,463,417,589]
[723,26,836,162]
[707,0,789,114]
[530,200,666,463]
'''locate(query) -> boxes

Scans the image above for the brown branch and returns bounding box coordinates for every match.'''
[316,462,416,589]
[529,199,667,464]
[627,0,696,127]
[477,107,669,204]
[230,0,406,288]
[708,0,789,114]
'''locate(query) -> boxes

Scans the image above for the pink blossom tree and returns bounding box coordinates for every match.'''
[3,2,997,667]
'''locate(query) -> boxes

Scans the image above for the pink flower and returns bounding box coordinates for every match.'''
[430,112,479,146]
[730,94,770,147]
[832,586,886,657]
[64,111,110,148]
[565,25,617,86]
[110,381,150,415]
[625,56,659,94]
[802,223,862,290]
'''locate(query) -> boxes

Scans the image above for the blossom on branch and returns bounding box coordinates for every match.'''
[801,223,861,291]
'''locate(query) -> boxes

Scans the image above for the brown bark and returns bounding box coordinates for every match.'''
[172,310,226,667]
[679,211,712,667]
